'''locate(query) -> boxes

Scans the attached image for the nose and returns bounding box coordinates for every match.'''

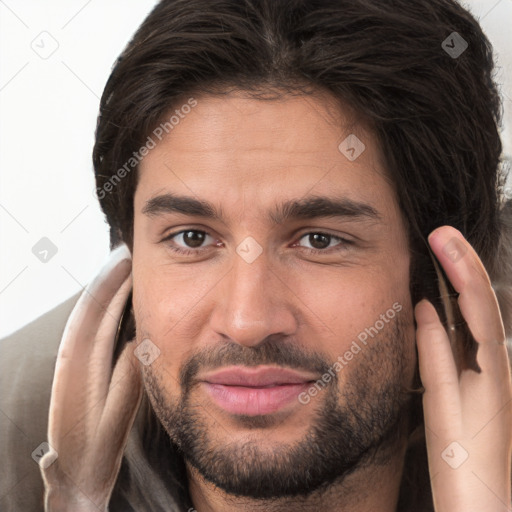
[208,247,298,348]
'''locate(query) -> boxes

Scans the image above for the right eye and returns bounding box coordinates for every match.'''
[162,229,218,255]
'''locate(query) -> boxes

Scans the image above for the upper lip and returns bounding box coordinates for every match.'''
[200,366,318,387]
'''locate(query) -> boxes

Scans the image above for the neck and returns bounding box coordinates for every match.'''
[187,440,408,512]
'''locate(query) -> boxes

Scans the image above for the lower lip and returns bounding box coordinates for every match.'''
[203,382,310,416]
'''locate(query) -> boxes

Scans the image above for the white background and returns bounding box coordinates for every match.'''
[0,0,511,337]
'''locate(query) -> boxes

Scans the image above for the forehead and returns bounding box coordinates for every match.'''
[135,91,400,225]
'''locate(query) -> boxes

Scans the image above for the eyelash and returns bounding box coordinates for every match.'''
[161,229,354,256]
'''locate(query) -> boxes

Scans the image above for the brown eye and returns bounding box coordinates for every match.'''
[307,233,331,249]
[294,232,354,254]
[182,230,206,248]
[298,232,342,251]
[163,229,215,254]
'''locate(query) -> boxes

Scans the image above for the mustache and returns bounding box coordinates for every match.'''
[179,338,334,391]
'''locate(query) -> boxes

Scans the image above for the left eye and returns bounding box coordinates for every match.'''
[295,232,350,251]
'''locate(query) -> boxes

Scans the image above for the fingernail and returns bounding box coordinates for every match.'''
[428,225,464,244]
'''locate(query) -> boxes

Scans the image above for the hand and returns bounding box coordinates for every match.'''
[415,225,512,512]
[40,245,143,511]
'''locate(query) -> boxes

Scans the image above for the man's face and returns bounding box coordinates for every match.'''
[132,91,417,498]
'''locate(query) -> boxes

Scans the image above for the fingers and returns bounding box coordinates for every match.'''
[415,298,462,438]
[427,225,504,342]
[91,274,133,393]
[48,245,133,438]
[418,226,512,511]
[101,344,143,461]
[44,245,142,506]
[427,226,509,377]
[56,244,132,362]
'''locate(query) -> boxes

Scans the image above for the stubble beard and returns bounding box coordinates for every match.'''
[142,316,414,500]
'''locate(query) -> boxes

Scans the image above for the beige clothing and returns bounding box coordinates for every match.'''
[1,293,80,511]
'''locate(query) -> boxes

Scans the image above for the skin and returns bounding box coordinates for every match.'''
[41,91,512,512]
[133,91,415,511]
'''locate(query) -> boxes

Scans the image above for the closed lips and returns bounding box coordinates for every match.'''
[200,366,318,386]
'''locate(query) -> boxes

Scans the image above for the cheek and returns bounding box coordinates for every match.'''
[132,260,221,371]
[293,262,412,358]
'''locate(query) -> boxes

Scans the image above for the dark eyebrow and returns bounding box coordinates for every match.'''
[142,193,381,225]
[269,195,381,224]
